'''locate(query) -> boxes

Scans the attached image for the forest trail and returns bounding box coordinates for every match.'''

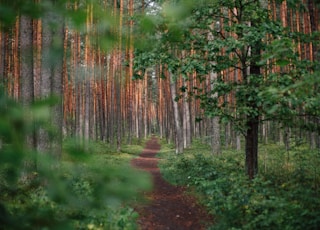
[131,137,213,230]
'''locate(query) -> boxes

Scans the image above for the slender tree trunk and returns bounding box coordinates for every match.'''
[51,10,64,161]
[183,78,192,148]
[20,15,34,108]
[83,4,91,147]
[39,1,64,161]
[169,72,184,154]
[209,70,221,154]
[245,115,259,179]
[307,0,319,149]
[13,20,20,99]
[38,8,53,168]
[20,15,36,179]
[236,134,241,151]
[225,122,231,148]
[84,79,91,145]
[144,75,148,138]
[0,31,5,83]
[245,40,261,179]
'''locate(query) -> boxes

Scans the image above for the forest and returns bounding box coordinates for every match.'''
[0,0,319,229]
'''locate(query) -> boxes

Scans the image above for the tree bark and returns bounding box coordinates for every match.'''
[39,1,64,161]
[20,15,36,179]
[38,8,54,160]
[169,72,184,154]
[183,78,192,148]
[51,9,64,161]
[209,69,221,154]
[245,115,259,179]
[0,31,5,83]
[20,15,34,108]
[245,37,261,179]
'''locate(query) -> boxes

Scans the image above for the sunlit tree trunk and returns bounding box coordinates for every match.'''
[143,74,148,138]
[210,72,221,155]
[207,24,221,154]
[182,77,192,148]
[158,71,164,138]
[169,71,184,153]
[83,4,91,147]
[127,0,134,143]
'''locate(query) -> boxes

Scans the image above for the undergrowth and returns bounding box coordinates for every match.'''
[158,138,320,230]
[1,139,151,230]
[0,86,150,229]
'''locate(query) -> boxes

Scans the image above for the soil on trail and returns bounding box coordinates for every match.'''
[131,137,213,230]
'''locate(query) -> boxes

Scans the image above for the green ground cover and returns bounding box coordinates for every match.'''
[158,138,320,230]
[1,139,151,230]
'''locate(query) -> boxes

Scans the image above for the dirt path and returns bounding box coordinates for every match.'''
[131,137,213,230]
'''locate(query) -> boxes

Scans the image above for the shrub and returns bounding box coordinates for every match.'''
[159,140,320,230]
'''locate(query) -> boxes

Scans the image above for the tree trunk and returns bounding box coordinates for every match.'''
[84,79,91,146]
[245,34,261,179]
[20,15,34,108]
[51,10,64,161]
[245,115,259,179]
[20,15,36,179]
[39,2,64,161]
[169,72,184,154]
[209,70,221,154]
[38,8,53,168]
[183,78,192,148]
[13,20,20,99]
[211,117,221,154]
[0,31,5,83]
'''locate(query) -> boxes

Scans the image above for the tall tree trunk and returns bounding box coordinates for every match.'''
[0,31,5,83]
[13,20,20,99]
[20,15,36,179]
[39,1,64,161]
[183,78,192,148]
[51,9,64,161]
[307,0,319,149]
[245,114,259,179]
[245,40,260,179]
[169,72,184,154]
[20,15,34,109]
[209,71,221,155]
[84,79,91,146]
[144,75,148,138]
[38,8,54,161]
[83,4,91,148]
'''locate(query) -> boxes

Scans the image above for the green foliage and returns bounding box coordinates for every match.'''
[0,88,150,229]
[133,0,320,138]
[0,0,42,30]
[159,140,320,229]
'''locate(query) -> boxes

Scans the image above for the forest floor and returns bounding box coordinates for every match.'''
[131,137,213,230]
